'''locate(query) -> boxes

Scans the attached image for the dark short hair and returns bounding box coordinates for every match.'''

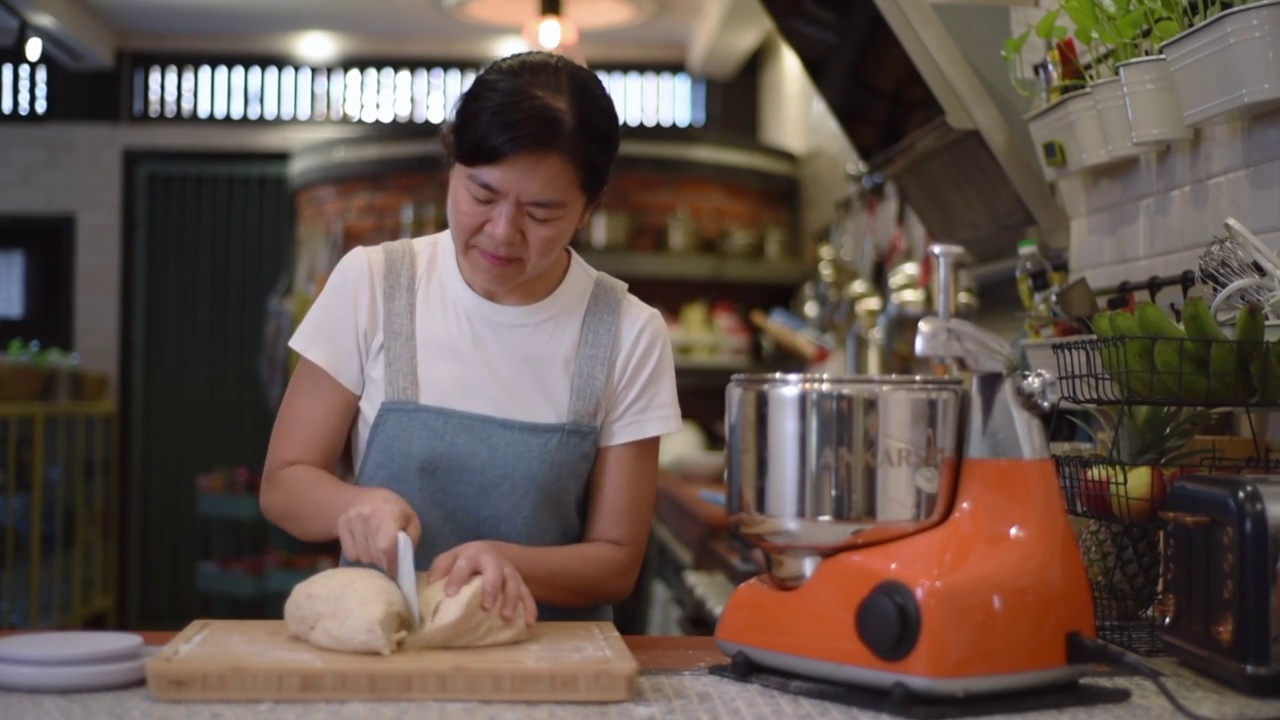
[441,51,621,205]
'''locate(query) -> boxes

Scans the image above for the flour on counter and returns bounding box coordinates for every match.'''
[225,637,324,666]
[168,624,211,658]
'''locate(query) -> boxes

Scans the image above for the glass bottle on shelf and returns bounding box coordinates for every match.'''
[1015,238,1052,338]
[1049,253,1069,290]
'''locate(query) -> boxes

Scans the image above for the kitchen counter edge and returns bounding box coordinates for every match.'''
[0,630,729,674]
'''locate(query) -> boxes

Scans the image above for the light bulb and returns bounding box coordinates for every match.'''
[24,36,43,63]
[536,16,562,50]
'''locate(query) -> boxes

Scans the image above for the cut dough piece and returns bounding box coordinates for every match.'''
[284,567,409,655]
[402,575,533,650]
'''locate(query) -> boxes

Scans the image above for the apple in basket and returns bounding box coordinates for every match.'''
[1077,464,1117,520]
[1108,465,1179,523]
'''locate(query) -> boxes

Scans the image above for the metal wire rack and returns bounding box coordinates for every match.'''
[1052,335,1280,408]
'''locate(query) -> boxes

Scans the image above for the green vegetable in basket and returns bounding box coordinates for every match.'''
[1107,309,1154,399]
[1088,309,1112,339]
[1180,296,1222,352]
[1251,340,1280,405]
[1182,296,1245,404]
[1209,340,1246,404]
[1228,302,1269,399]
[1089,310,1128,397]
[1235,302,1265,399]
[1136,301,1207,402]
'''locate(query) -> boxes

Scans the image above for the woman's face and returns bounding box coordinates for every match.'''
[446,151,591,305]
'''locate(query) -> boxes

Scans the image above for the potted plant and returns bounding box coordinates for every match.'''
[1116,0,1192,144]
[1005,8,1113,181]
[0,338,97,402]
[1061,0,1148,161]
[0,339,50,402]
[1159,0,1279,127]
[1064,0,1193,147]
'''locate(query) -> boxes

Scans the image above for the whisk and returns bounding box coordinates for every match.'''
[1196,218,1280,320]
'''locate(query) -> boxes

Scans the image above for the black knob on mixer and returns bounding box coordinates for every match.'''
[855,581,920,662]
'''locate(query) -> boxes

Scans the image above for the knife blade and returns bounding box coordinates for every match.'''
[395,531,421,628]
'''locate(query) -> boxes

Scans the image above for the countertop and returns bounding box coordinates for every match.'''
[2,631,1280,719]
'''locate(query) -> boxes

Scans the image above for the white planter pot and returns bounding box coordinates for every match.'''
[1024,87,1112,181]
[1160,0,1280,127]
[1117,55,1193,144]
[1091,77,1145,160]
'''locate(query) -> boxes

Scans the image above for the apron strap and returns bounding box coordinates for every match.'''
[381,238,420,403]
[567,272,628,426]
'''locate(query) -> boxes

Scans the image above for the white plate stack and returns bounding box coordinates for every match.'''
[0,631,154,692]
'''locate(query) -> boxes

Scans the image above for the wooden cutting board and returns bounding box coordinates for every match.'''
[145,619,639,703]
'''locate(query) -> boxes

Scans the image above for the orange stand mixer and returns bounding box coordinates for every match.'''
[715,244,1097,698]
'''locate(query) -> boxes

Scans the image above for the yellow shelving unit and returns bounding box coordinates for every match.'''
[0,401,120,629]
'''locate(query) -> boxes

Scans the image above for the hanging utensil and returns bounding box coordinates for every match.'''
[1198,218,1280,319]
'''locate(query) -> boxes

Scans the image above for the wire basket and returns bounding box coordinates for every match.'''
[1055,454,1274,523]
[1071,511,1168,656]
[1055,454,1280,656]
[1052,335,1280,407]
[1056,454,1165,524]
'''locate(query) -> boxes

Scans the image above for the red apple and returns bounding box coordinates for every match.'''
[1078,465,1117,519]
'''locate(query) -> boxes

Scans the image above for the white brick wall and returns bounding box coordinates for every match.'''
[1009,0,1280,300]
[1063,110,1280,299]
[0,122,363,394]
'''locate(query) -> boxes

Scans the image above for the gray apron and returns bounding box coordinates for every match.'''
[342,237,626,622]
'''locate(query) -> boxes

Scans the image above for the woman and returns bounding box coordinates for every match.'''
[260,51,683,626]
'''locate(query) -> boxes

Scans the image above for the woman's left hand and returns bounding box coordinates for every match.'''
[426,541,538,625]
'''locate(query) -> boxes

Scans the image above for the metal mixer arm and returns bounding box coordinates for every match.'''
[914,309,1054,460]
[914,316,1014,374]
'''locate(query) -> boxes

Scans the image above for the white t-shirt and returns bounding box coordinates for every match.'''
[288,231,684,470]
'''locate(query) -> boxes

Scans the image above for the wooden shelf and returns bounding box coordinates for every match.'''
[578,251,808,286]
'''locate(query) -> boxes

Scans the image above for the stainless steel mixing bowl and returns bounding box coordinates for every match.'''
[725,373,964,585]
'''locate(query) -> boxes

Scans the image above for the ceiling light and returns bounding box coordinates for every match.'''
[520,0,579,53]
[24,34,41,63]
[443,0,653,32]
[296,31,337,63]
[537,15,562,49]
[521,14,579,52]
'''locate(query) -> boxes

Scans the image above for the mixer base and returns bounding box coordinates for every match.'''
[711,649,1131,718]
[717,641,1092,699]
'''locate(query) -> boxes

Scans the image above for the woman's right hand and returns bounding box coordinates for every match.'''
[335,488,422,575]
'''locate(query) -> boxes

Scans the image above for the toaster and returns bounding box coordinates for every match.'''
[1158,474,1280,695]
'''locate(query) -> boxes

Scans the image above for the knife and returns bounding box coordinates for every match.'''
[395,531,421,628]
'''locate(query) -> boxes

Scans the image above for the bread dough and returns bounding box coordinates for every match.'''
[283,568,531,654]
[283,567,409,655]
[402,575,532,650]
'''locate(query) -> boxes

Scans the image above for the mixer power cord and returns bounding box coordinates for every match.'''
[1067,634,1280,720]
